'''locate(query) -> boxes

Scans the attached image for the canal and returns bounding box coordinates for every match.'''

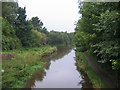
[24,46,92,88]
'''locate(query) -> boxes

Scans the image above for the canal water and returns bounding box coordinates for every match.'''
[24,46,92,88]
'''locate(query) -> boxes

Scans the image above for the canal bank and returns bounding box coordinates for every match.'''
[2,46,57,88]
[76,51,118,88]
[84,52,118,88]
[75,51,106,88]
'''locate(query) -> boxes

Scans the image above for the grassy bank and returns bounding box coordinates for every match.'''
[2,46,57,88]
[76,51,106,88]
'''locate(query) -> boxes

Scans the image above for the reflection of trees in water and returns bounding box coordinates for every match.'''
[75,60,93,88]
[24,46,72,88]
[24,67,46,88]
[50,46,72,61]
[24,62,51,88]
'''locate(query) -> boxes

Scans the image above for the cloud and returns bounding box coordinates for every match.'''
[18,0,80,32]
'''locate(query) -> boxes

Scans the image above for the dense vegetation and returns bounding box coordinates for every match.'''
[76,51,106,88]
[2,46,57,88]
[74,2,120,70]
[2,2,73,51]
[48,31,73,45]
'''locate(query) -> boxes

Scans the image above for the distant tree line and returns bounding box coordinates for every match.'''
[74,2,120,70]
[48,31,73,45]
[1,1,73,51]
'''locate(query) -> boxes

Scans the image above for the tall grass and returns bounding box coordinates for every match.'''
[2,46,57,88]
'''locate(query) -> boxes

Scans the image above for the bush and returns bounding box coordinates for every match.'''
[2,17,22,51]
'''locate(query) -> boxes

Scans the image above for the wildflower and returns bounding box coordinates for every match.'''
[1,70,4,73]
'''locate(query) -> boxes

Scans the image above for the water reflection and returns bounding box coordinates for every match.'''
[76,64,93,88]
[24,46,72,88]
[24,46,92,88]
[42,46,73,62]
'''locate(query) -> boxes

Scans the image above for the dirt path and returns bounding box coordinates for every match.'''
[83,53,117,88]
[1,53,16,61]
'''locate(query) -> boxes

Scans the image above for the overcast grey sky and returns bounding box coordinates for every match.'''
[18,0,80,32]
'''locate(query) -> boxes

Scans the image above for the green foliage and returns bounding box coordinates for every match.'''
[74,31,96,52]
[30,17,43,31]
[2,17,22,50]
[74,2,120,70]
[15,7,32,47]
[30,17,48,34]
[76,51,106,88]
[2,46,57,88]
[2,2,18,25]
[48,31,72,45]
[2,2,73,49]
[30,30,47,47]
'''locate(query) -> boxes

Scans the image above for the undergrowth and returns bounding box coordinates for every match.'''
[76,51,106,88]
[2,46,57,88]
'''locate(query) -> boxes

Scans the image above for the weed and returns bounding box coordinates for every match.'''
[76,51,106,88]
[2,46,57,88]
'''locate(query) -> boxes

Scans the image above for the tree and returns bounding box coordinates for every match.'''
[48,31,72,45]
[2,2,18,26]
[2,17,21,50]
[74,2,120,70]
[30,30,47,47]
[15,7,32,47]
[30,17,43,31]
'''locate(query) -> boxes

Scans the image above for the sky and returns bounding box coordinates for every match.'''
[18,0,80,33]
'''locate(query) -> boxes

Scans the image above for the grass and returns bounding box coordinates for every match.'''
[76,51,106,88]
[2,46,57,88]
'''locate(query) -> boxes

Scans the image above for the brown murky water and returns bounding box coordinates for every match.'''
[24,46,92,88]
